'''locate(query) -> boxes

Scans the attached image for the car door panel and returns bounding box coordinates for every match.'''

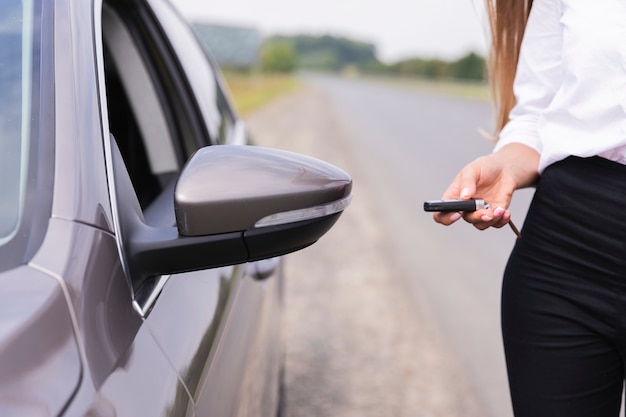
[86,325,194,417]
[143,262,283,416]
[0,266,81,417]
[194,267,283,417]
[143,267,238,397]
[29,218,142,387]
[29,220,192,417]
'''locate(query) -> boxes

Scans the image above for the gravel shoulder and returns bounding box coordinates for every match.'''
[244,84,485,417]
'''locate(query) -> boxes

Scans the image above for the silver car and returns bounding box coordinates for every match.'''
[0,0,352,415]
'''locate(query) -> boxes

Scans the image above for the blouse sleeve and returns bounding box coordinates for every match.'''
[494,0,563,154]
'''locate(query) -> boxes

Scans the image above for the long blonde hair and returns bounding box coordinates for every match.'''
[486,0,533,138]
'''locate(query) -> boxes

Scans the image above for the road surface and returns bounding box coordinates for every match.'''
[245,74,535,417]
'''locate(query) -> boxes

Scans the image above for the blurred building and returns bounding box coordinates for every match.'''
[193,22,261,69]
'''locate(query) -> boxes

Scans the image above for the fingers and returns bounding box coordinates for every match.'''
[456,169,479,200]
[466,206,511,231]
[433,163,482,226]
[434,204,514,233]
[440,164,480,201]
[432,211,462,225]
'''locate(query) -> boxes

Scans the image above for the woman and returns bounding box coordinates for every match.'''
[434,0,626,415]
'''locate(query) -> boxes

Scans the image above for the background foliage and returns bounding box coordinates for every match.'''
[261,34,486,81]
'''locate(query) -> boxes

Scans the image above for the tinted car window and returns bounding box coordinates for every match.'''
[147,0,236,145]
[0,0,34,244]
[103,3,184,209]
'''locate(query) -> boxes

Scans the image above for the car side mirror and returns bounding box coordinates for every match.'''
[175,145,352,258]
[112,142,352,290]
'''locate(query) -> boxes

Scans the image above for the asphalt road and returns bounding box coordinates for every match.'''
[245,74,535,417]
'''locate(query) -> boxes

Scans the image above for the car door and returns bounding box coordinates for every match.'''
[99,1,283,416]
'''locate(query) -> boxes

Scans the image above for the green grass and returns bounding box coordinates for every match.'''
[359,74,491,101]
[221,70,490,117]
[221,71,300,116]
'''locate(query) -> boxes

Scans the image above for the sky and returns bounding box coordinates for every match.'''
[170,0,490,63]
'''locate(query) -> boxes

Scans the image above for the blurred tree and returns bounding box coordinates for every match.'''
[366,52,486,81]
[298,49,340,71]
[422,59,449,79]
[387,58,448,79]
[265,34,379,71]
[260,32,486,82]
[449,52,486,80]
[260,41,297,73]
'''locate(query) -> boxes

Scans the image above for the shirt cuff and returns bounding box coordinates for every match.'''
[493,116,543,154]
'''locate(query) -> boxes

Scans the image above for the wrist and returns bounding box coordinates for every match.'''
[493,143,540,189]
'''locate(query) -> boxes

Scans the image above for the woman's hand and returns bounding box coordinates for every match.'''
[433,143,540,231]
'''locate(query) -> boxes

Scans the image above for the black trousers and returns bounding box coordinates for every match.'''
[502,156,626,417]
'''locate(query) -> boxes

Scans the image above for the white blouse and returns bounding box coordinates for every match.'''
[494,0,626,173]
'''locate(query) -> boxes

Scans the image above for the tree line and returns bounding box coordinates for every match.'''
[261,34,487,82]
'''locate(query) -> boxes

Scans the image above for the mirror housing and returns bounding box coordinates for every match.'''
[113,143,351,289]
[175,145,351,235]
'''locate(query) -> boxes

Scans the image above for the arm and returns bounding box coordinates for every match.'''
[495,0,563,154]
[434,0,562,231]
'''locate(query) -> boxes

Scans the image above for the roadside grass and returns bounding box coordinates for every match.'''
[360,74,491,101]
[221,70,300,116]
[221,70,490,117]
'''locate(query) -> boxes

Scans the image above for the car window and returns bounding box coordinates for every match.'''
[102,1,204,213]
[102,5,178,209]
[0,0,34,245]
[147,0,237,145]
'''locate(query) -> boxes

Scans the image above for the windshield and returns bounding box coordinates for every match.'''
[0,0,34,244]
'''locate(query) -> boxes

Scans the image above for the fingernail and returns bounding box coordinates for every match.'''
[494,207,505,217]
[481,215,493,222]
[460,187,470,199]
[450,212,462,222]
